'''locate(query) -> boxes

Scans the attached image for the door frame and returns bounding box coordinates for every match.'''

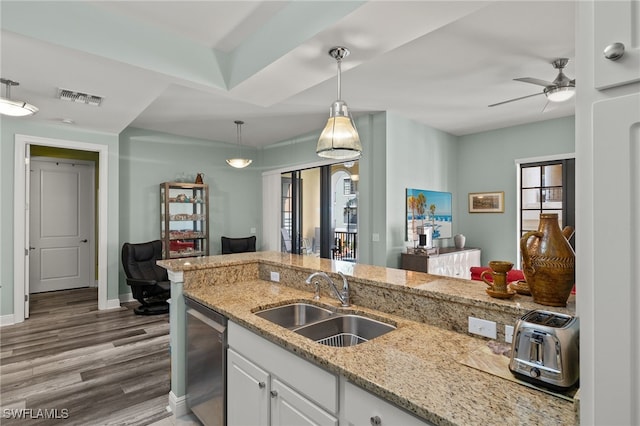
[13,134,109,323]
[29,156,96,295]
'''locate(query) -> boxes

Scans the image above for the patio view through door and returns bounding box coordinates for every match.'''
[281,161,359,261]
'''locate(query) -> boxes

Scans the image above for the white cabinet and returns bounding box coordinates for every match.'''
[271,378,338,426]
[227,349,269,426]
[427,248,480,279]
[401,248,480,279]
[227,322,338,426]
[342,381,433,426]
[594,0,640,89]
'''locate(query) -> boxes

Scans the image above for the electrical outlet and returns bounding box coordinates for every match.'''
[505,325,514,344]
[270,271,280,282]
[250,227,256,234]
[372,233,380,242]
[468,317,497,339]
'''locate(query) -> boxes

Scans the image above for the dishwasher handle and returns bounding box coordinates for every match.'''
[186,306,227,334]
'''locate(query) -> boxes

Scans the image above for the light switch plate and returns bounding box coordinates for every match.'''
[505,325,514,343]
[468,317,497,339]
[270,271,280,282]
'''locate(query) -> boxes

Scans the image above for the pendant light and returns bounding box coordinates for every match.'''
[0,78,38,117]
[316,46,362,160]
[226,120,252,169]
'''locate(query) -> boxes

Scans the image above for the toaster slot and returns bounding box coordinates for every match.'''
[529,331,545,364]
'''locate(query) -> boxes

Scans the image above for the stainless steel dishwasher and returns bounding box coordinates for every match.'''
[185,297,227,426]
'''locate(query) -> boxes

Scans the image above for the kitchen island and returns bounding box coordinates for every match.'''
[158,251,577,425]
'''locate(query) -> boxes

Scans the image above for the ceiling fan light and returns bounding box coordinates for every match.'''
[226,158,253,169]
[545,86,575,102]
[0,97,38,116]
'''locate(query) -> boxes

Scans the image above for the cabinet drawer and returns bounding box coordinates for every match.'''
[228,321,338,413]
[343,381,433,426]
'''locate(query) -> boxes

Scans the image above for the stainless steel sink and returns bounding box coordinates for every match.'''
[294,314,396,347]
[254,303,334,329]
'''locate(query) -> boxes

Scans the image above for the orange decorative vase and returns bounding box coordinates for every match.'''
[520,213,575,307]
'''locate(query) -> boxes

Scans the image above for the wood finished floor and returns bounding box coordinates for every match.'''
[0,288,172,425]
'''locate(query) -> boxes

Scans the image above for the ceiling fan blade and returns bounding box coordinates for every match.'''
[541,100,550,113]
[488,92,543,107]
[514,77,555,87]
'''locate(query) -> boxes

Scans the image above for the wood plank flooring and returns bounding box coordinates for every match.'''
[0,288,172,425]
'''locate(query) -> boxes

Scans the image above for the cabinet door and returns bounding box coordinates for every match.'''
[594,0,640,89]
[343,381,432,426]
[271,378,338,426]
[591,92,640,425]
[227,349,269,426]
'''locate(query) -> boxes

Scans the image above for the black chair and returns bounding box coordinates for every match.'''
[121,240,170,315]
[221,236,256,254]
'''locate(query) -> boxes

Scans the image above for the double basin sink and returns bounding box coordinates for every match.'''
[254,302,396,348]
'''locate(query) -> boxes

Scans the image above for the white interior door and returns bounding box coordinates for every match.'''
[29,158,94,293]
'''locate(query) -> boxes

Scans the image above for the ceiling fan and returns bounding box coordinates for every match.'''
[489,58,576,108]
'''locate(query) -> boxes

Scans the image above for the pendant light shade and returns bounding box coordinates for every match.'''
[226,120,252,169]
[0,79,38,117]
[316,47,362,160]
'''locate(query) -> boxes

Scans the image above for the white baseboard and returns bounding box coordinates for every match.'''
[119,292,135,303]
[0,314,15,327]
[168,391,189,418]
[105,298,122,310]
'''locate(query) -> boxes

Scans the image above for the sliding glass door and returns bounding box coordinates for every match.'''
[281,161,359,261]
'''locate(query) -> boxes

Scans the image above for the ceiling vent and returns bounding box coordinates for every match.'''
[57,88,103,106]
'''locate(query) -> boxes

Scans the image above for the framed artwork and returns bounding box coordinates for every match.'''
[468,191,504,213]
[406,188,452,240]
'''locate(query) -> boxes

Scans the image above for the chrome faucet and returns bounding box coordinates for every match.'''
[305,271,350,307]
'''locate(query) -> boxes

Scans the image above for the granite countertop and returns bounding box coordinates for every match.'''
[160,252,577,425]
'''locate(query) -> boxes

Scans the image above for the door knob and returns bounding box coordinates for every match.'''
[270,390,278,398]
[604,42,625,61]
[80,239,88,243]
[258,382,266,389]
[370,415,382,425]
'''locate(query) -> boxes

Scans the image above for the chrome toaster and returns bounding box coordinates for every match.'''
[509,309,579,390]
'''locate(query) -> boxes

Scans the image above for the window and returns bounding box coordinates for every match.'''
[343,178,355,195]
[520,158,575,248]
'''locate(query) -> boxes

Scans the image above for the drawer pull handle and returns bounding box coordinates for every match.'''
[270,390,278,398]
[258,381,266,389]
[370,415,382,425]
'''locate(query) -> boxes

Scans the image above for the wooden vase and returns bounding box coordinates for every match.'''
[520,213,575,307]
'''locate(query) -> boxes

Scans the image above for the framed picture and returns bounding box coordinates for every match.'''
[468,191,504,213]
[406,188,452,240]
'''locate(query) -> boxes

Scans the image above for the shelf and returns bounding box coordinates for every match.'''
[160,182,209,259]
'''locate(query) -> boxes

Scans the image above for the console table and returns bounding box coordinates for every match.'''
[401,247,481,279]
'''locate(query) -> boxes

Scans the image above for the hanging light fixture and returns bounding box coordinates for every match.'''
[0,78,38,117]
[226,120,252,169]
[316,46,362,160]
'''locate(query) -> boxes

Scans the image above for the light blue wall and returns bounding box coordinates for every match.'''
[0,117,119,316]
[385,112,459,268]
[119,128,263,296]
[457,116,575,264]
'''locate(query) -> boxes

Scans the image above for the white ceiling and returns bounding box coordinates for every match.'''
[0,1,576,148]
